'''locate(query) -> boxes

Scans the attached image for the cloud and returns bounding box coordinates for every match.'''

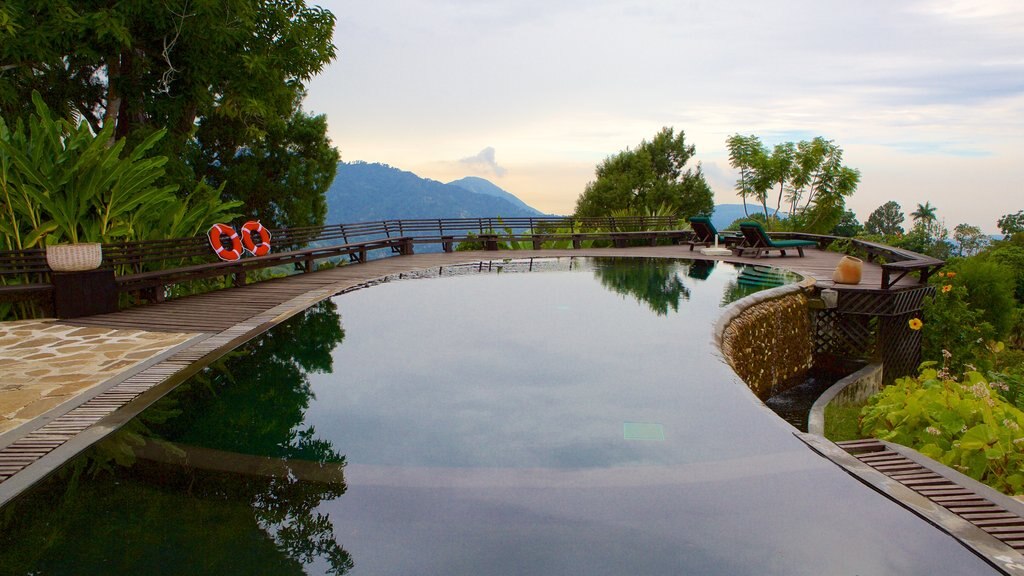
[885,141,992,158]
[459,147,508,177]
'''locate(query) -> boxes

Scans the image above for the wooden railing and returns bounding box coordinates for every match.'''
[0,216,944,315]
[0,216,687,314]
[769,232,945,289]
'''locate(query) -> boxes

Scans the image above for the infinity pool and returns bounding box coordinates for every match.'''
[0,258,995,575]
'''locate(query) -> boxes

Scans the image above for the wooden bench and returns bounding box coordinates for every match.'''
[0,248,53,308]
[880,258,944,289]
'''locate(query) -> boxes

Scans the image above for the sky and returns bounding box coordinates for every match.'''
[304,0,1024,233]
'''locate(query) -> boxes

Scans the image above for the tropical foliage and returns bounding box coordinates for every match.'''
[0,93,241,249]
[0,0,338,228]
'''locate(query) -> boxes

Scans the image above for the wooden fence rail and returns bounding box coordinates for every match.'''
[0,216,943,316]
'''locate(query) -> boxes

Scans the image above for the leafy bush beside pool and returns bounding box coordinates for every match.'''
[860,363,1024,495]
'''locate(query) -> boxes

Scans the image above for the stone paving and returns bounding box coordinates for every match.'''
[0,320,197,435]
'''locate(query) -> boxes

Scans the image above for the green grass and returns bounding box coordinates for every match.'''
[823,403,866,442]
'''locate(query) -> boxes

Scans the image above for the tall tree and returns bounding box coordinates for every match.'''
[574,127,713,218]
[725,134,767,217]
[864,200,905,236]
[911,201,942,240]
[0,0,338,228]
[911,201,938,225]
[765,142,795,220]
[787,137,860,231]
[952,223,988,257]
[726,134,859,233]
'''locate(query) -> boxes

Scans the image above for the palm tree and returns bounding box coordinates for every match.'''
[911,201,937,225]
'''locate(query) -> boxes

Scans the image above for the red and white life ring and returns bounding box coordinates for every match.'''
[208,223,243,261]
[240,220,272,256]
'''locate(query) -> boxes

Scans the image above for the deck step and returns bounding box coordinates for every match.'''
[838,439,1024,553]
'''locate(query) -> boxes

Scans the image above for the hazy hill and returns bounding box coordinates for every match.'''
[447,177,545,216]
[325,162,545,224]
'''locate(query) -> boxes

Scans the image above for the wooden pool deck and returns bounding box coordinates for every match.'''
[0,246,945,511]
[52,245,922,333]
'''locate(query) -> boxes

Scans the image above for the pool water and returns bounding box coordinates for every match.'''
[0,258,995,575]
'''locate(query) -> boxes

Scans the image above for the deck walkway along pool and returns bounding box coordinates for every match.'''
[4,244,1007,568]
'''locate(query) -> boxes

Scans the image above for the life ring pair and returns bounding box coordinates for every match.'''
[208,221,272,261]
[241,221,272,257]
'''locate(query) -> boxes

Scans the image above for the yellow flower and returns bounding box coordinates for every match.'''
[942,284,953,293]
[938,271,946,277]
[909,318,923,330]
[946,272,956,278]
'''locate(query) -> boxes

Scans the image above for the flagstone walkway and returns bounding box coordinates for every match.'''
[0,321,197,436]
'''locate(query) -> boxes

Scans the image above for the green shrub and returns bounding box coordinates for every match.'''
[922,276,996,373]
[860,363,1024,494]
[983,244,1024,304]
[992,347,1024,409]
[954,259,1018,338]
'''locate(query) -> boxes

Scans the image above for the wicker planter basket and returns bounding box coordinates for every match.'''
[46,243,103,272]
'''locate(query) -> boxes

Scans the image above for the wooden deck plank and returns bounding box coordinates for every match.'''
[837,440,1024,556]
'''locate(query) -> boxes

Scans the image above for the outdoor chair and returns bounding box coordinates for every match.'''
[687,216,740,251]
[735,221,817,258]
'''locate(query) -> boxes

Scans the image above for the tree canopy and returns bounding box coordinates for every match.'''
[831,209,862,237]
[865,201,905,236]
[0,0,338,229]
[999,210,1024,240]
[574,127,713,219]
[953,223,988,257]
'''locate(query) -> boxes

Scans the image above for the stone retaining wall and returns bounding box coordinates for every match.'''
[806,363,883,436]
[716,282,815,400]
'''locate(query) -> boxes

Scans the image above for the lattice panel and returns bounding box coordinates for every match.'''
[814,309,877,359]
[837,291,896,317]
[837,285,934,317]
[886,286,934,317]
[879,312,923,381]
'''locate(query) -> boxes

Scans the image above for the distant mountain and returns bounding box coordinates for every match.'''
[711,204,787,231]
[447,177,545,216]
[325,162,545,224]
